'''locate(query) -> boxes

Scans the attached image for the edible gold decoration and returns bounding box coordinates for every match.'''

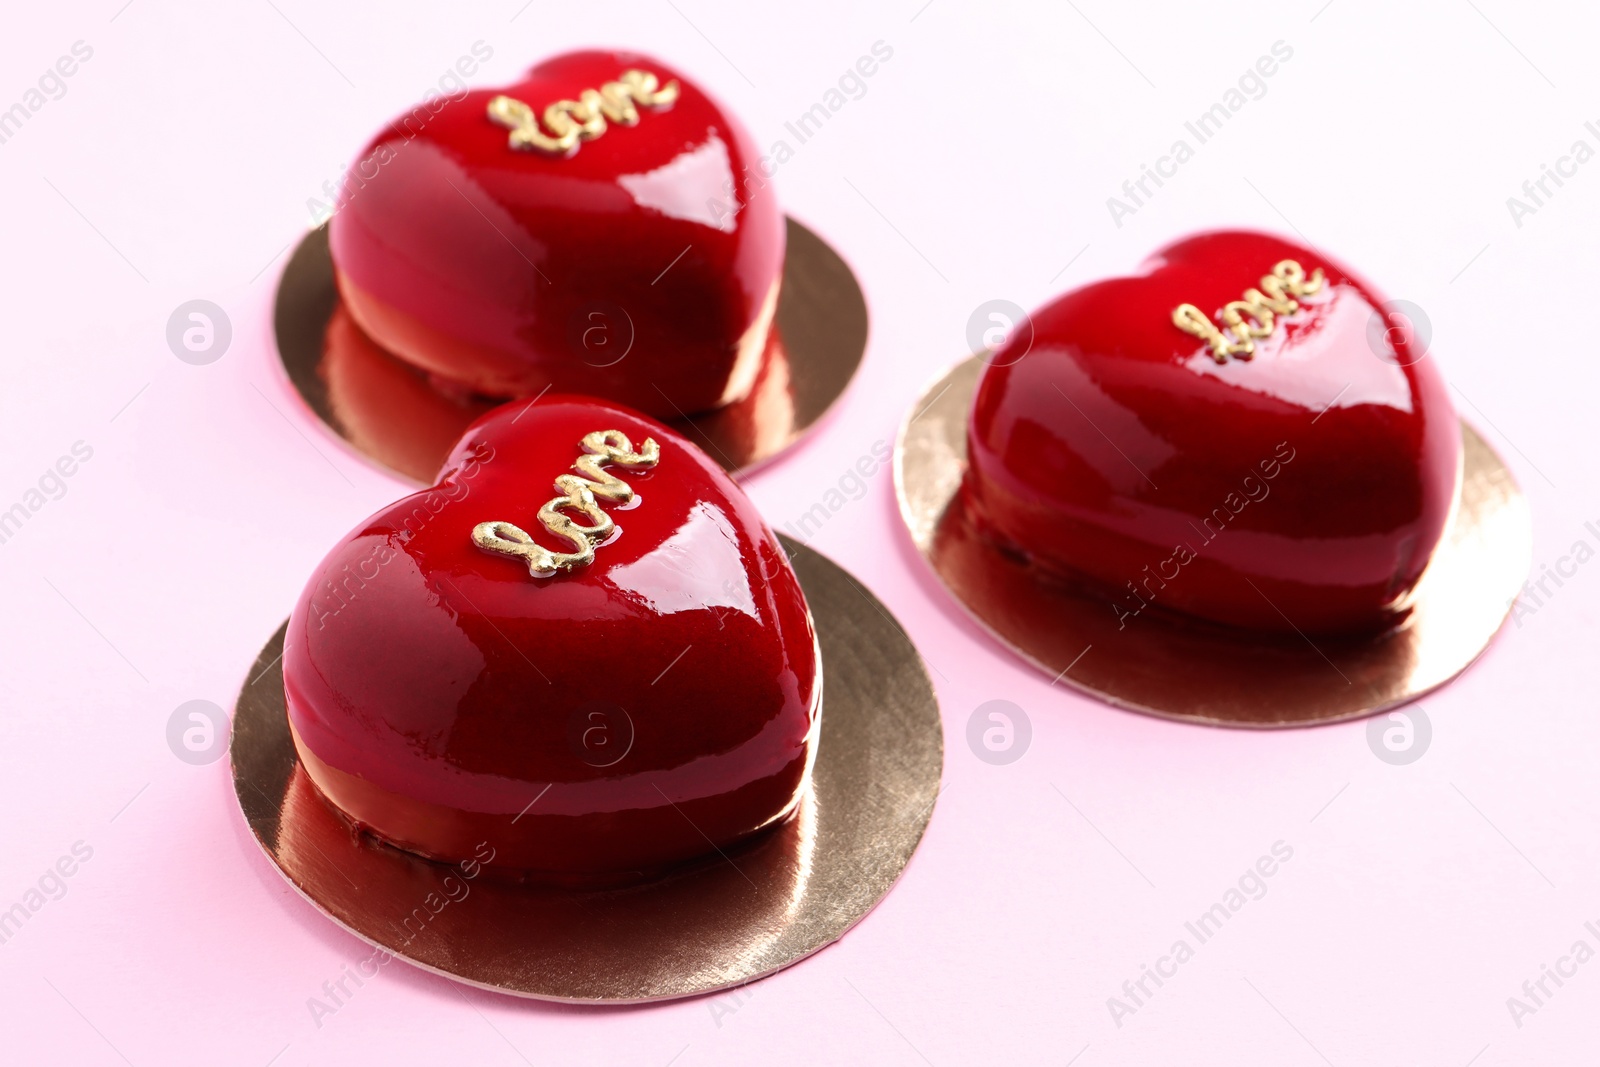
[1172,259,1325,363]
[487,70,680,157]
[472,430,660,576]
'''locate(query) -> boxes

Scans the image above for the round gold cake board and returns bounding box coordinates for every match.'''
[273,218,868,484]
[893,355,1532,728]
[230,537,942,1003]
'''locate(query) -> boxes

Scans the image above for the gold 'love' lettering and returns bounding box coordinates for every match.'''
[486,70,680,158]
[1171,259,1326,363]
[472,430,660,577]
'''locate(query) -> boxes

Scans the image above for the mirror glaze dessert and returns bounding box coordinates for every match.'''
[328,49,783,420]
[963,231,1461,636]
[282,397,821,882]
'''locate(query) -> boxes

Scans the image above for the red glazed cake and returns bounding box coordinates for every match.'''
[282,397,821,881]
[328,49,784,420]
[963,231,1461,636]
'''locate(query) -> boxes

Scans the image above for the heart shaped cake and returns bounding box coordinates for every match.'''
[328,49,783,420]
[282,397,820,881]
[963,231,1461,636]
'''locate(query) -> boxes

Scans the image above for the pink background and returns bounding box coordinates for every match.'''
[2,1,1596,1063]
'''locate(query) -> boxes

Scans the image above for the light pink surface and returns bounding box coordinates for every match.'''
[1,3,1595,1063]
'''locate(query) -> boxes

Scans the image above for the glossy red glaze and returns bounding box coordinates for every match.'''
[964,231,1461,636]
[283,397,820,881]
[328,49,784,420]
